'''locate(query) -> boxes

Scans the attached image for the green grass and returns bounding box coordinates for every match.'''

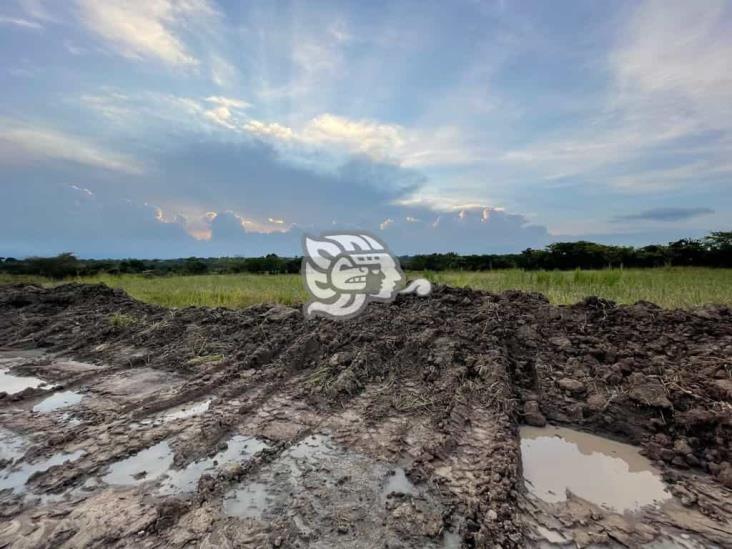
[1,267,730,309]
[430,268,732,308]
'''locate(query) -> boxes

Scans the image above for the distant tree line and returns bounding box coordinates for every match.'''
[1,231,730,279]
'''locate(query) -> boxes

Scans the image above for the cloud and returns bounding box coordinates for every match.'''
[76,0,217,67]
[202,96,250,129]
[0,182,192,259]
[18,0,56,22]
[0,15,43,29]
[209,55,238,87]
[241,113,476,168]
[613,0,732,130]
[300,114,404,156]
[380,206,549,254]
[0,125,551,257]
[500,0,732,192]
[0,122,143,174]
[243,120,296,141]
[612,207,714,223]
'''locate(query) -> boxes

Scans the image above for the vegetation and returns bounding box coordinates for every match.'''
[1,268,730,309]
[1,231,729,309]
[1,232,730,278]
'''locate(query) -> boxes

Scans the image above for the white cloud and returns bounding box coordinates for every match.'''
[240,113,476,168]
[76,0,217,67]
[0,15,43,29]
[202,96,249,130]
[393,194,495,212]
[301,114,404,156]
[205,96,249,109]
[500,0,732,192]
[209,55,238,87]
[613,0,732,130]
[243,120,296,141]
[0,123,143,174]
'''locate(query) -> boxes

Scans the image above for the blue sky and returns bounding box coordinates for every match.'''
[1,0,730,258]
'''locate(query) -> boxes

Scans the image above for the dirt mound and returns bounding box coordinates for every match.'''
[0,283,730,547]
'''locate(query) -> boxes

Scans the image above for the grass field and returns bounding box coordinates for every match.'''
[1,268,730,309]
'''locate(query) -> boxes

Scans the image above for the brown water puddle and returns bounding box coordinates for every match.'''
[520,425,671,513]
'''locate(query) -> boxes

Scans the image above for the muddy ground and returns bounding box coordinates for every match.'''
[0,283,730,548]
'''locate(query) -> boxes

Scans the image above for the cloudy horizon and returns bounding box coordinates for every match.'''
[1,0,730,259]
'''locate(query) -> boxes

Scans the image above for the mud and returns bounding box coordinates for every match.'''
[0,282,729,548]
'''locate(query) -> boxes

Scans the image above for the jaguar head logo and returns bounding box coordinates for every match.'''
[302,233,430,319]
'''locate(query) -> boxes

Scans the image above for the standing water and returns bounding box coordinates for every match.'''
[520,425,671,512]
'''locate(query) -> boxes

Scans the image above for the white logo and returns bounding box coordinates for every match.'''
[302,232,431,319]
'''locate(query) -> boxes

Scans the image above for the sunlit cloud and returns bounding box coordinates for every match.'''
[0,122,143,174]
[76,0,217,67]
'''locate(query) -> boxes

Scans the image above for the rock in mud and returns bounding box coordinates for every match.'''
[557,378,586,395]
[522,401,546,427]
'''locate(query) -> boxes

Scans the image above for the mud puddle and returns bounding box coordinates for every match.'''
[159,435,269,494]
[0,369,53,395]
[32,390,84,413]
[159,399,211,422]
[102,441,174,486]
[0,449,84,495]
[519,426,727,547]
[520,425,671,511]
[103,435,269,494]
[0,427,28,463]
[223,433,453,547]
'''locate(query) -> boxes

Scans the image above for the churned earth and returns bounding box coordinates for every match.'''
[0,283,730,548]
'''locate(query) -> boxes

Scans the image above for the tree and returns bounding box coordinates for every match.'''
[25,253,79,279]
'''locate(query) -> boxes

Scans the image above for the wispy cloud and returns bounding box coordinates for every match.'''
[0,122,143,174]
[501,0,732,191]
[0,15,43,29]
[76,0,217,67]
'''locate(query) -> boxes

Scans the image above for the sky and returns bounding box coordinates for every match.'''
[1,0,730,258]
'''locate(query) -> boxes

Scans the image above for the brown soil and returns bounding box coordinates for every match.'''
[0,283,730,548]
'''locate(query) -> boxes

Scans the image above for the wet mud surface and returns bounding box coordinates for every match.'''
[0,283,730,548]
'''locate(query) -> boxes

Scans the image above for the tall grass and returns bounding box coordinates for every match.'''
[429,268,731,308]
[1,268,730,309]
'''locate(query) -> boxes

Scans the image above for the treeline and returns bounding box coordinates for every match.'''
[403,232,732,271]
[1,231,730,279]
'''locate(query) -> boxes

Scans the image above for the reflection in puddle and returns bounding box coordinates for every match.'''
[33,391,84,413]
[224,434,425,520]
[0,450,84,494]
[381,468,418,500]
[0,428,29,464]
[160,399,211,422]
[221,433,457,547]
[520,425,671,512]
[103,441,174,485]
[159,436,269,494]
[223,481,270,518]
[222,434,347,519]
[102,436,269,492]
[59,412,82,427]
[442,530,462,549]
[0,369,52,395]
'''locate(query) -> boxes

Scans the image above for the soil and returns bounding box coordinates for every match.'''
[0,283,730,548]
